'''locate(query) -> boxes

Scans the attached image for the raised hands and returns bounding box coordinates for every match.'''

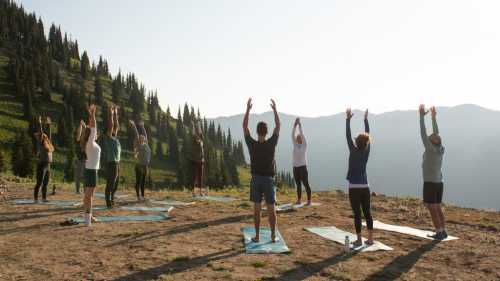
[270,99,277,112]
[430,106,437,119]
[346,108,354,119]
[294,117,300,127]
[364,109,369,120]
[246,98,253,111]
[419,104,429,116]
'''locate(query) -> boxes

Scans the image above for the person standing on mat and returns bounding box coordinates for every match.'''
[243,98,280,243]
[74,120,87,194]
[419,105,447,240]
[292,117,312,206]
[81,104,101,226]
[129,120,151,202]
[346,108,374,246]
[191,120,205,197]
[33,116,54,203]
[102,105,121,209]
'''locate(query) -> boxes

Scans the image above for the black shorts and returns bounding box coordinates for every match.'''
[423,182,443,204]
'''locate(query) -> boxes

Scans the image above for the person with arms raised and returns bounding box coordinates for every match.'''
[191,120,205,197]
[129,120,151,202]
[345,108,374,247]
[419,105,447,240]
[243,98,280,243]
[102,105,122,209]
[292,117,312,205]
[33,116,54,202]
[81,105,101,226]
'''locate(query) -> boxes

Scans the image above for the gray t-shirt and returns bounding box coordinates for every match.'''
[137,143,151,166]
[420,116,445,182]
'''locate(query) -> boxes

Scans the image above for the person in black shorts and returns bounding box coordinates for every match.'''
[419,105,447,240]
[243,98,280,243]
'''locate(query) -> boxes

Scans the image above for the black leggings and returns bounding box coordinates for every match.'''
[135,164,148,198]
[293,166,311,201]
[34,162,50,200]
[105,161,120,206]
[348,187,373,233]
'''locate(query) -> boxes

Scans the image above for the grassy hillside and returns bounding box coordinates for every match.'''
[0,49,250,190]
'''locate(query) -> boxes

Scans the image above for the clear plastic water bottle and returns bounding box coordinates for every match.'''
[344,236,351,253]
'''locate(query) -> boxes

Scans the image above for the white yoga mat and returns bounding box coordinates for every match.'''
[305,226,393,252]
[276,202,321,212]
[364,220,459,241]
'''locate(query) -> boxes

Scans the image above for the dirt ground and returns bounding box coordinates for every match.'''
[0,178,499,281]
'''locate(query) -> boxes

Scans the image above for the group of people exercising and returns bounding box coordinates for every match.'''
[32,99,448,244]
[243,99,447,245]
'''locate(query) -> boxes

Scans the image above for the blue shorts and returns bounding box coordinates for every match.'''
[250,175,276,204]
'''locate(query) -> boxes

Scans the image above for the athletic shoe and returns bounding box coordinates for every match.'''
[427,232,441,240]
[440,231,448,240]
[34,199,39,204]
[42,199,49,203]
[84,213,91,227]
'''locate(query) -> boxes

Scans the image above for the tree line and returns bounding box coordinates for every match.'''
[0,0,246,189]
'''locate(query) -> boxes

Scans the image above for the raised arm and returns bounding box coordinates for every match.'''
[106,105,114,137]
[346,108,355,150]
[292,119,298,144]
[364,109,370,134]
[298,122,306,145]
[243,98,252,136]
[75,120,86,142]
[271,99,280,136]
[112,106,120,136]
[419,104,431,148]
[88,105,97,142]
[129,120,140,144]
[139,122,148,143]
[44,117,52,140]
[430,106,439,135]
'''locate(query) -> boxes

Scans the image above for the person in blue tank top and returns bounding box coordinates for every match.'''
[102,105,121,209]
[345,108,374,247]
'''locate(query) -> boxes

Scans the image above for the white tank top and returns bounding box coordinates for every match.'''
[85,127,101,169]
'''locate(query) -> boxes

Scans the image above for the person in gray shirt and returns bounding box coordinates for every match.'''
[129,120,151,202]
[419,104,447,240]
[33,116,54,202]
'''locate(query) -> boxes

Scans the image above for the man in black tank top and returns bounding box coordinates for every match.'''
[243,98,280,243]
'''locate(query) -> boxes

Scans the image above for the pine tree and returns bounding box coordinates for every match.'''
[94,74,103,105]
[0,150,6,173]
[11,132,35,178]
[80,51,90,79]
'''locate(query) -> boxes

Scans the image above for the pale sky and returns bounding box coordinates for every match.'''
[18,0,500,117]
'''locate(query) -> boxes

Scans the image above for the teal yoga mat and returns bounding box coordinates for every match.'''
[151,199,196,206]
[242,226,290,254]
[120,206,173,212]
[11,199,81,206]
[94,193,129,199]
[69,214,170,224]
[195,195,236,202]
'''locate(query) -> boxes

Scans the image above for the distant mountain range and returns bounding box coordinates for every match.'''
[212,104,500,210]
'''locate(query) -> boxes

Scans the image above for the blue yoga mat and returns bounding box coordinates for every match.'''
[151,199,196,206]
[11,199,81,206]
[69,214,170,224]
[195,195,236,203]
[120,206,173,212]
[94,193,129,199]
[242,226,290,254]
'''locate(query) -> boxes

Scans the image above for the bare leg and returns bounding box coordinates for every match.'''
[267,203,277,242]
[436,204,446,231]
[426,204,440,231]
[366,229,374,245]
[253,203,261,242]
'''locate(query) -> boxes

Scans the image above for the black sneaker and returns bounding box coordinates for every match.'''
[440,230,448,240]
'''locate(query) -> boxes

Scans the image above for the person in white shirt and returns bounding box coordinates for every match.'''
[80,104,101,227]
[292,118,312,205]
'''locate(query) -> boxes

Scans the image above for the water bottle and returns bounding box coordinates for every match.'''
[344,236,351,253]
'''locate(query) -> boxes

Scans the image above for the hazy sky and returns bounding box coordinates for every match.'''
[18,0,500,117]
